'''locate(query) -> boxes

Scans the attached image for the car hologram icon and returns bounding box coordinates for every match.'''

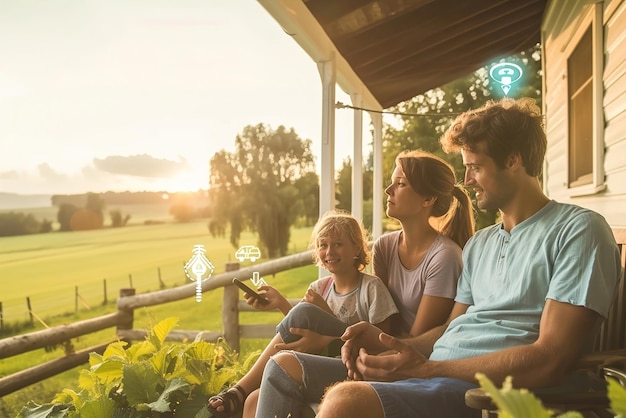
[184,244,214,302]
[235,245,261,262]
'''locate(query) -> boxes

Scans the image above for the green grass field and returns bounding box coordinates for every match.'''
[0,216,316,417]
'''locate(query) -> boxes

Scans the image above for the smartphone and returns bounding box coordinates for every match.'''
[232,278,269,305]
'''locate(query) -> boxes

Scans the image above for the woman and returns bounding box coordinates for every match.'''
[246,149,475,418]
[377,149,474,337]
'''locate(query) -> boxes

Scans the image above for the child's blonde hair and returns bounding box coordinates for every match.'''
[309,210,371,271]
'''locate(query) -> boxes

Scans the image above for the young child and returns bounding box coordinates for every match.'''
[206,210,398,418]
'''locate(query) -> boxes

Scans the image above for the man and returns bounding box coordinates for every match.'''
[252,98,622,418]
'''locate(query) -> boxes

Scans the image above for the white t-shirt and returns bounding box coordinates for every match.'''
[308,272,399,326]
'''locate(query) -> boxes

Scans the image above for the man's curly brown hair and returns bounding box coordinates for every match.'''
[440,98,546,177]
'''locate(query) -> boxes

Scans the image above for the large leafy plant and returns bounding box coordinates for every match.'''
[19,317,260,418]
[476,372,626,418]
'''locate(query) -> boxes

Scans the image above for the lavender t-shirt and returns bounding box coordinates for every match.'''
[373,231,462,335]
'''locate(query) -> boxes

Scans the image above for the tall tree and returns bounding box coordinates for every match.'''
[335,157,374,230]
[208,124,318,257]
[85,192,105,228]
[57,203,78,231]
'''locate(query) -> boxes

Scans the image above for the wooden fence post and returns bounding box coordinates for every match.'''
[117,288,136,335]
[26,297,33,326]
[222,262,240,352]
[0,301,3,331]
[158,267,165,289]
[103,279,108,305]
[75,286,78,313]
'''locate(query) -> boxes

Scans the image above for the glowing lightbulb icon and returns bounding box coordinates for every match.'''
[184,244,214,302]
[489,62,523,96]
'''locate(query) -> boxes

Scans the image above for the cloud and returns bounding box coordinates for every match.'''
[93,154,190,178]
[38,163,68,181]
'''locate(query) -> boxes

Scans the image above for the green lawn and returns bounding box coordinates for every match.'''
[0,218,316,417]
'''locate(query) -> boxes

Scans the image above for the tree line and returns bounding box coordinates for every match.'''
[0,191,209,236]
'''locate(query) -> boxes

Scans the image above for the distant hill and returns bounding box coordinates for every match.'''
[0,193,52,210]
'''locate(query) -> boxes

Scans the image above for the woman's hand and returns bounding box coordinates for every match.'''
[273,328,337,354]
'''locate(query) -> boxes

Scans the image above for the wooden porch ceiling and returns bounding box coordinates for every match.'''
[302,0,548,108]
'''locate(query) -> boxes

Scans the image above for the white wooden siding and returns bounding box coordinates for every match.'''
[543,0,626,227]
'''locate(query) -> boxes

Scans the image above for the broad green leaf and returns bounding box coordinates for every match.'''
[184,340,217,361]
[79,396,116,418]
[148,317,179,350]
[125,340,156,362]
[88,352,103,367]
[17,401,73,418]
[102,340,129,360]
[90,358,125,383]
[51,388,81,406]
[122,362,161,406]
[146,377,190,413]
[608,378,626,417]
[149,346,170,377]
[183,358,211,384]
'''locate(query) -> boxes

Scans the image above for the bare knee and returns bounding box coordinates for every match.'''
[270,351,304,383]
[317,381,384,418]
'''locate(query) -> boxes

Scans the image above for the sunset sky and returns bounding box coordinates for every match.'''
[0,1,363,195]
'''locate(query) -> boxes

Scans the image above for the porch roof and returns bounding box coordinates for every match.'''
[268,0,548,109]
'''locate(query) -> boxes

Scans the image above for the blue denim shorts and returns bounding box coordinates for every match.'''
[368,378,481,418]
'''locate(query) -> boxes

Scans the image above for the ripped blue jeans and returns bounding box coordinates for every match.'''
[254,351,481,418]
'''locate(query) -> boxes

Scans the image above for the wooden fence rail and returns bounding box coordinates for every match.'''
[0,249,313,398]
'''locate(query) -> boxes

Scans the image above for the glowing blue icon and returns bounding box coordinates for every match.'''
[184,244,214,302]
[489,62,523,96]
[235,245,261,262]
[251,271,268,288]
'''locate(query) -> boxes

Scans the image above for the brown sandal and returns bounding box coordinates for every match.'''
[206,384,247,418]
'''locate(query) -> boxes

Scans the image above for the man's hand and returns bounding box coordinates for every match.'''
[354,333,428,382]
[274,328,337,354]
[341,322,390,380]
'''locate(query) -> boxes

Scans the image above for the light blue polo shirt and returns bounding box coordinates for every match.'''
[430,200,621,361]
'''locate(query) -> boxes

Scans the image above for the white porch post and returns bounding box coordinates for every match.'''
[317,54,336,218]
[350,92,363,222]
[371,111,383,239]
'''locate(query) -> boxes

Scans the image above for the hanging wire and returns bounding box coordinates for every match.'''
[335,101,462,117]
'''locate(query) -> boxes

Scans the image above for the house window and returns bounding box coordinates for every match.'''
[565,3,605,195]
[567,28,592,187]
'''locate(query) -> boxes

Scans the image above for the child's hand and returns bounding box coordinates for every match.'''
[274,328,338,354]
[303,288,332,313]
[245,286,291,315]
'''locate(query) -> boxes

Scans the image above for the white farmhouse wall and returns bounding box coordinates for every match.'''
[543,0,626,227]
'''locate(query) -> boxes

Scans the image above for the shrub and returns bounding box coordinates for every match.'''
[18,317,260,418]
